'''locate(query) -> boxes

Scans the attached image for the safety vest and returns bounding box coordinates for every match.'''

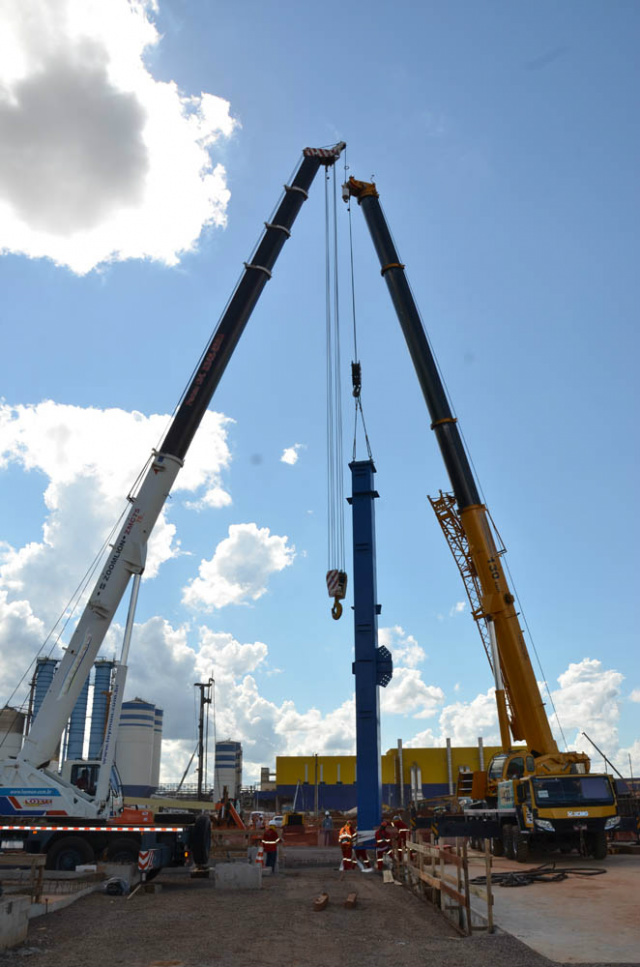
[339,825,354,845]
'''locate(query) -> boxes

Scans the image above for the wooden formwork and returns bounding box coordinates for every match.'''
[390,835,493,936]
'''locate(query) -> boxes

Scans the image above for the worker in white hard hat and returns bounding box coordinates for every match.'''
[261,821,282,875]
[320,810,333,846]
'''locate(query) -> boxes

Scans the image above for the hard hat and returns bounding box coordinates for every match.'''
[393,815,401,820]
[269,821,277,827]
[325,810,330,816]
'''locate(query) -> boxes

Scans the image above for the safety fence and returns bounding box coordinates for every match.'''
[389,835,494,936]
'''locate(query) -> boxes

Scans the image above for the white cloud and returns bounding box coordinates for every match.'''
[629,689,640,704]
[431,688,500,747]
[378,625,425,668]
[113,615,356,781]
[0,400,232,700]
[182,522,295,611]
[0,0,238,274]
[280,444,305,466]
[449,601,466,616]
[402,656,634,777]
[549,657,624,761]
[380,667,444,719]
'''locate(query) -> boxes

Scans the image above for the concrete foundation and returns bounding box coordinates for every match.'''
[1,897,30,951]
[214,862,262,889]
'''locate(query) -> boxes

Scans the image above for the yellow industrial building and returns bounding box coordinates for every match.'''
[271,743,502,812]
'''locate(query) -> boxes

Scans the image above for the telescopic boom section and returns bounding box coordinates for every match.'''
[19,144,345,770]
[345,176,558,759]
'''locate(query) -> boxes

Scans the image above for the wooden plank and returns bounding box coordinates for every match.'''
[417,868,441,889]
[313,892,329,911]
[467,882,490,901]
[439,879,466,906]
[344,892,357,909]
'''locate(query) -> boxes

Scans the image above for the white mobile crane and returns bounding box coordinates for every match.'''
[0,142,345,870]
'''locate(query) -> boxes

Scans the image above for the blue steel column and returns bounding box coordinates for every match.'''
[349,460,393,842]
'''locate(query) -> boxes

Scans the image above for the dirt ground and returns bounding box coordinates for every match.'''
[1,861,637,967]
[0,864,558,967]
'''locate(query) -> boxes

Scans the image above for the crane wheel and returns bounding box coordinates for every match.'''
[191,814,212,867]
[46,836,94,871]
[513,828,529,863]
[107,837,141,864]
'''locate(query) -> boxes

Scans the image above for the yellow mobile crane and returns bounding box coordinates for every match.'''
[345,177,619,861]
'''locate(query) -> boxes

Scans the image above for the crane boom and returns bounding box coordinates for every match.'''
[344,176,569,764]
[13,143,346,777]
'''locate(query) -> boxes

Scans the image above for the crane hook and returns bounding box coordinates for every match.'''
[326,570,348,621]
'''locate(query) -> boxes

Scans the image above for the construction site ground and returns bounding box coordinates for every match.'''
[0,847,638,967]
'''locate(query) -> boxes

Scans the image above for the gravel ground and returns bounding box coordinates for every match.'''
[1,865,636,967]
[0,865,554,967]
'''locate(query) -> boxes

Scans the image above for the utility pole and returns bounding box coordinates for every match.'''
[195,679,213,799]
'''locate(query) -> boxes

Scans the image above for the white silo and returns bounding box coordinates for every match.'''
[115,698,155,798]
[151,707,163,791]
[0,707,26,758]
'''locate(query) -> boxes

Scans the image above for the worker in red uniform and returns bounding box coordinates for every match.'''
[354,838,373,872]
[392,813,409,862]
[261,821,282,875]
[338,820,355,870]
[375,818,392,871]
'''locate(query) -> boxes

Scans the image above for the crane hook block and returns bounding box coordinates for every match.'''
[326,570,348,620]
[351,362,362,398]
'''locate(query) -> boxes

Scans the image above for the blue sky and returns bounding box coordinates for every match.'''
[0,0,638,785]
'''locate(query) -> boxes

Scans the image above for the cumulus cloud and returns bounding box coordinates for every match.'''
[378,626,425,668]
[0,0,237,273]
[402,657,633,776]
[113,615,356,781]
[182,522,295,611]
[0,401,231,696]
[280,444,305,466]
[549,658,624,759]
[381,667,444,719]
[630,689,640,703]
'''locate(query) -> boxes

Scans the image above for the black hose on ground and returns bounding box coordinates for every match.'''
[470,863,607,888]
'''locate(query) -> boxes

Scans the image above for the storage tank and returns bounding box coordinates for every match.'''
[88,660,114,758]
[66,679,89,760]
[32,658,58,724]
[115,698,155,797]
[0,707,26,758]
[151,707,163,791]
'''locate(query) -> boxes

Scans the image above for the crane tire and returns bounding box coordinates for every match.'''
[191,814,212,867]
[589,831,608,860]
[501,824,514,859]
[513,828,529,863]
[107,837,141,864]
[46,836,94,871]
[491,836,504,857]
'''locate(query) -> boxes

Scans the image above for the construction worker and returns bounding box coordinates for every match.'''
[261,821,282,875]
[320,810,333,846]
[392,813,409,857]
[354,839,373,872]
[375,818,392,871]
[338,820,355,870]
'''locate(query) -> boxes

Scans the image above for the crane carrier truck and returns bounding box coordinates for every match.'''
[0,142,345,872]
[344,175,620,861]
